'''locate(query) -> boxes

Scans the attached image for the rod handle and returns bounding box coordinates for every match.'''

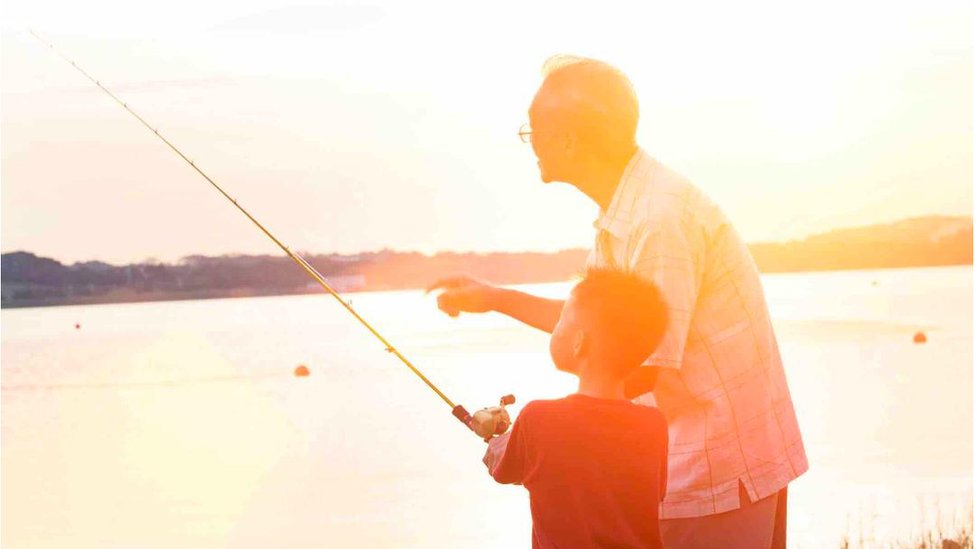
[452,405,473,428]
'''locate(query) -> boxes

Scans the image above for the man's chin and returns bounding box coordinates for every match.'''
[536,162,550,183]
[537,167,556,184]
[536,164,569,185]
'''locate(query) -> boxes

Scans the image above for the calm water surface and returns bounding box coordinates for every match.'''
[2,266,972,548]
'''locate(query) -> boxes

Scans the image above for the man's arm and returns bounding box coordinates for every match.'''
[427,274,564,334]
[624,367,660,399]
[628,217,704,371]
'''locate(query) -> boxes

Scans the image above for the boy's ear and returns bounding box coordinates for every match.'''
[572,329,588,358]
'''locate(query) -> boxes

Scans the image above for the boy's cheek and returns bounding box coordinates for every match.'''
[548,337,570,373]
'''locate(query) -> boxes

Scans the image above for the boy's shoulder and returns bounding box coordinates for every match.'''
[515,397,561,419]
[520,395,667,425]
[514,396,578,425]
[518,394,593,412]
[515,397,668,452]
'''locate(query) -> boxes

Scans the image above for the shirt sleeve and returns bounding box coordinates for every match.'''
[484,411,531,485]
[629,214,704,369]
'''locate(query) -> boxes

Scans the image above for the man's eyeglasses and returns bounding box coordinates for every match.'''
[518,123,533,144]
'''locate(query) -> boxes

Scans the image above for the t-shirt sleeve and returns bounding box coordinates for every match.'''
[486,409,532,485]
[629,215,704,370]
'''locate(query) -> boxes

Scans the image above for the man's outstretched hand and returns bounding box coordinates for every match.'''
[426,274,499,317]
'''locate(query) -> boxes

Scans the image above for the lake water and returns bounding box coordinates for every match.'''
[2,266,972,548]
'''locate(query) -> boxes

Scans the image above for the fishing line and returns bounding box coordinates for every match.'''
[29,30,480,428]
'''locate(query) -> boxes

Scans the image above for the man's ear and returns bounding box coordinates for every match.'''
[562,132,577,156]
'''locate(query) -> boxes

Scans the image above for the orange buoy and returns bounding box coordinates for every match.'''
[294,364,310,377]
[913,331,927,344]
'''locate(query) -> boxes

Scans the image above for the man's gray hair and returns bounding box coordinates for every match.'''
[541,54,591,77]
[538,54,640,157]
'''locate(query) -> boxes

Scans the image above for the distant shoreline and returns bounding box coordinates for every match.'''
[2,262,971,310]
[3,215,971,310]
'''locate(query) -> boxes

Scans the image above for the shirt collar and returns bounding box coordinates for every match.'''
[593,148,652,239]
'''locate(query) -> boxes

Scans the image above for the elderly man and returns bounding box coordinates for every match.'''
[427,55,807,548]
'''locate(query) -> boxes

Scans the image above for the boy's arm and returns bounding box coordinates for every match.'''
[482,410,531,485]
[483,432,511,476]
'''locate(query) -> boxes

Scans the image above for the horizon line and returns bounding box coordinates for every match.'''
[2,213,972,268]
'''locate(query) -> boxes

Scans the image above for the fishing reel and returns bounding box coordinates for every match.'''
[452,394,516,442]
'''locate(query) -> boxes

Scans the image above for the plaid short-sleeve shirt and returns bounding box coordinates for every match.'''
[587,149,808,519]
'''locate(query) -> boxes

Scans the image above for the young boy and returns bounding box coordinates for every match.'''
[472,268,670,549]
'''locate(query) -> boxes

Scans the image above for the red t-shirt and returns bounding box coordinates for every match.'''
[486,394,669,549]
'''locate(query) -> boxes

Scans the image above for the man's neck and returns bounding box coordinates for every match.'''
[575,146,638,210]
[577,365,627,400]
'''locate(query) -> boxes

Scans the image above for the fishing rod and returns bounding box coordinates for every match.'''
[29,30,512,436]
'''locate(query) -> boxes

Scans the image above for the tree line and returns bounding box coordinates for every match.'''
[2,215,971,308]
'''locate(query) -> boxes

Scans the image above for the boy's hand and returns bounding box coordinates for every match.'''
[471,406,511,439]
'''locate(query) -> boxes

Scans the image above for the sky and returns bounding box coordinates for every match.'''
[1,0,972,264]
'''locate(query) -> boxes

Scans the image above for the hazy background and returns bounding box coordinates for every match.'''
[2,267,972,548]
[2,0,972,264]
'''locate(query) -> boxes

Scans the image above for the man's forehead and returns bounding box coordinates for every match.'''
[529,88,554,116]
[529,87,570,124]
[530,82,593,126]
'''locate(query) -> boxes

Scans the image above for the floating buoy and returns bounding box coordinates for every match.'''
[294,364,310,377]
[75,323,81,330]
[913,331,927,344]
